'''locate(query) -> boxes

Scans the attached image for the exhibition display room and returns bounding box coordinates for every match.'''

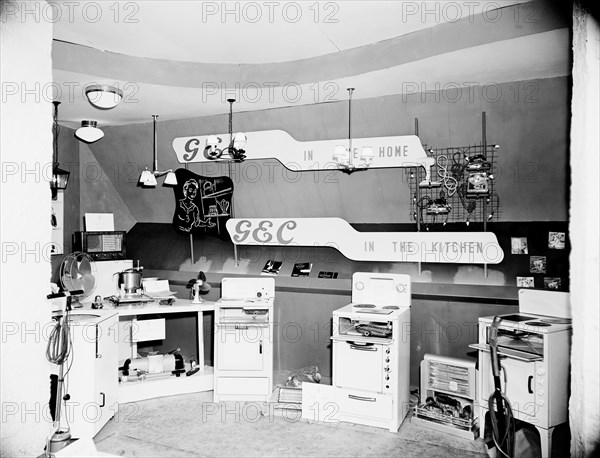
[4,1,596,458]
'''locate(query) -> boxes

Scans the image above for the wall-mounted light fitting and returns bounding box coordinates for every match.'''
[139,115,177,187]
[85,84,123,109]
[50,101,70,198]
[75,120,104,143]
[332,88,373,173]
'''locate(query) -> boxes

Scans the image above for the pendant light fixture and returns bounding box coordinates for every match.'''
[50,101,70,198]
[204,98,247,162]
[84,84,123,109]
[332,88,374,173]
[75,120,104,143]
[139,115,178,187]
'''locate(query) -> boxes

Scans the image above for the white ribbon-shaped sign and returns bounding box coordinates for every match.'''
[226,217,504,264]
[173,130,434,173]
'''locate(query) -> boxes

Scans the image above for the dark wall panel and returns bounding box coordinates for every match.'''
[128,221,570,290]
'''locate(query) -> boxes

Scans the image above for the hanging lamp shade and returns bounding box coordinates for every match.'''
[50,101,70,197]
[164,171,178,186]
[51,166,70,191]
[138,114,177,187]
[75,120,104,143]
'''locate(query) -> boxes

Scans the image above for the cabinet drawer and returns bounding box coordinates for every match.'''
[217,377,269,396]
[132,318,165,342]
[337,389,393,420]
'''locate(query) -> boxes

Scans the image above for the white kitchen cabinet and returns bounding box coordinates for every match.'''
[60,310,119,439]
[213,278,275,402]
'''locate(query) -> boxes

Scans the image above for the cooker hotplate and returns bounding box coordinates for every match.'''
[351,303,401,315]
[498,314,537,322]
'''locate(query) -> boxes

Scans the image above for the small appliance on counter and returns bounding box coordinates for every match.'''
[109,261,153,305]
[73,230,126,261]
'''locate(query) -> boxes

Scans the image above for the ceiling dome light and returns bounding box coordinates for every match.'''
[75,120,104,143]
[85,84,123,109]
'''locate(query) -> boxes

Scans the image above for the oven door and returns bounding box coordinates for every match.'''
[216,323,267,371]
[333,339,385,392]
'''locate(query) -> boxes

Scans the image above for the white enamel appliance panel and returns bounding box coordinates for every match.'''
[352,272,411,307]
[221,277,275,301]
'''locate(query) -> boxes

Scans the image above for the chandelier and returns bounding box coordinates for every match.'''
[205,98,246,162]
[332,88,374,173]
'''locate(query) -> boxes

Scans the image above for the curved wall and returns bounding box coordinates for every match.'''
[84,77,569,226]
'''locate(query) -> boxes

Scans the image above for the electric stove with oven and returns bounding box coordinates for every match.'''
[470,289,572,458]
[214,277,274,402]
[331,272,412,432]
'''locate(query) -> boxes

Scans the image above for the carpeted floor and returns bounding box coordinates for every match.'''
[94,390,489,458]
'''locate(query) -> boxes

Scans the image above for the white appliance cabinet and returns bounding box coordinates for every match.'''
[62,310,119,439]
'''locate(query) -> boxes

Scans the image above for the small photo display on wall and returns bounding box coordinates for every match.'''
[544,277,562,290]
[511,237,528,254]
[529,256,547,274]
[548,231,566,250]
[291,262,312,277]
[318,271,339,279]
[261,260,283,276]
[517,276,535,288]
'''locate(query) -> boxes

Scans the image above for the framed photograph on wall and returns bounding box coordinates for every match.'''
[261,260,282,276]
[516,276,535,288]
[511,237,528,254]
[548,232,566,249]
[50,190,64,255]
[529,256,547,274]
[544,277,562,290]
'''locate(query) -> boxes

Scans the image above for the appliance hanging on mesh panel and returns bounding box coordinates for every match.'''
[331,273,411,432]
[213,277,274,402]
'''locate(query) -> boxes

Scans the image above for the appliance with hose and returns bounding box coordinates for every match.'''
[471,290,572,458]
[488,316,515,458]
[44,289,83,456]
[119,348,186,381]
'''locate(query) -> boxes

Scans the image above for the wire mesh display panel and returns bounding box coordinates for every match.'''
[407,144,501,229]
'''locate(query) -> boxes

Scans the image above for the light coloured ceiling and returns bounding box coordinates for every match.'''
[50,0,569,127]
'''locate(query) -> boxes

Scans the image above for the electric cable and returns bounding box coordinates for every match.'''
[46,313,71,365]
[488,389,515,458]
[436,155,458,196]
[46,307,74,438]
[416,195,433,231]
[488,317,516,458]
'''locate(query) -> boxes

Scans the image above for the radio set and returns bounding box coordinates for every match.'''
[73,231,127,261]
